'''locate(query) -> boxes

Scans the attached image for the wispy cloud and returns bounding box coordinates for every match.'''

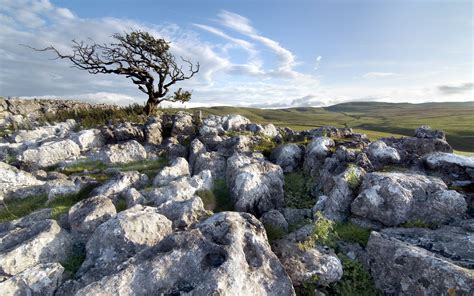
[362,72,395,78]
[438,82,474,95]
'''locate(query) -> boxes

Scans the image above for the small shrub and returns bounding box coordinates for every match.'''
[115,198,128,213]
[298,211,337,250]
[212,178,234,212]
[345,164,361,190]
[334,222,371,247]
[284,172,314,209]
[196,189,216,211]
[61,251,86,275]
[264,224,286,244]
[252,136,277,157]
[325,254,381,296]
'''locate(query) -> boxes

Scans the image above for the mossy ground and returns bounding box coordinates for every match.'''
[284,171,315,209]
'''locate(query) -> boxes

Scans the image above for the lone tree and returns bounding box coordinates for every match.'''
[32,30,199,115]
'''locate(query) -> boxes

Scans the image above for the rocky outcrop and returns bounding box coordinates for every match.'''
[352,172,467,226]
[366,229,474,295]
[0,161,45,198]
[12,119,76,144]
[70,129,105,151]
[70,212,295,296]
[366,140,400,167]
[424,152,474,185]
[68,195,117,243]
[97,140,147,164]
[270,144,303,173]
[153,157,189,187]
[91,171,148,201]
[74,205,172,286]
[20,139,81,167]
[303,137,335,177]
[0,263,64,296]
[227,154,284,216]
[193,151,227,178]
[0,219,73,276]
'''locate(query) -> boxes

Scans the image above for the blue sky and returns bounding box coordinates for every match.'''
[0,0,472,107]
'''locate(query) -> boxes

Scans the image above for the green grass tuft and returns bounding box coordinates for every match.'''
[196,189,216,211]
[264,224,287,244]
[61,252,86,275]
[252,136,277,157]
[298,212,338,250]
[284,171,315,209]
[0,194,48,222]
[212,178,234,212]
[400,219,435,229]
[48,184,98,220]
[115,198,128,213]
[334,222,371,247]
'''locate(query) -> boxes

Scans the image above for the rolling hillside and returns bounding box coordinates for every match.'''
[184,102,474,152]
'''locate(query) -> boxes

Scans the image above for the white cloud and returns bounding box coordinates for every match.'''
[314,55,322,70]
[217,10,257,35]
[362,72,395,78]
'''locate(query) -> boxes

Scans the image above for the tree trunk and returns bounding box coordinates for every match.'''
[144,98,157,115]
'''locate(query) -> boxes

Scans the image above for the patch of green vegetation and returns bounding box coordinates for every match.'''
[0,184,98,222]
[345,165,361,191]
[325,254,381,296]
[287,218,313,233]
[225,130,253,137]
[48,184,98,219]
[298,212,338,250]
[61,252,86,275]
[212,178,234,212]
[284,172,314,209]
[196,189,216,211]
[295,274,320,296]
[0,194,48,222]
[61,160,108,175]
[87,173,110,182]
[334,222,371,247]
[38,103,148,130]
[400,219,435,229]
[115,197,128,213]
[113,158,168,179]
[264,224,287,244]
[252,136,277,157]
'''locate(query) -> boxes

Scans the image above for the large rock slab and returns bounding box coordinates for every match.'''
[12,119,76,143]
[91,171,148,201]
[366,140,400,166]
[153,157,189,187]
[424,152,474,184]
[366,229,474,295]
[0,263,64,296]
[193,151,227,178]
[76,205,172,284]
[71,212,295,295]
[68,195,117,243]
[20,139,81,167]
[227,154,284,216]
[272,239,343,287]
[0,219,73,276]
[270,143,303,173]
[70,128,105,151]
[351,172,467,226]
[0,161,45,198]
[98,140,147,164]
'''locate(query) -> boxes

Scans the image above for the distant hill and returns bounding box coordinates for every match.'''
[186,101,474,152]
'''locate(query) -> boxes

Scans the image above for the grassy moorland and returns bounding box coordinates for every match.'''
[186,102,474,153]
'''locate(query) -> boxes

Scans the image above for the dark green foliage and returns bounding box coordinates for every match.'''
[61,251,86,275]
[334,222,371,247]
[298,212,338,250]
[212,178,234,212]
[115,198,128,213]
[196,189,216,211]
[38,103,147,129]
[264,224,286,244]
[0,184,98,223]
[0,194,48,222]
[284,172,314,209]
[252,136,277,157]
[325,254,381,296]
[400,219,436,229]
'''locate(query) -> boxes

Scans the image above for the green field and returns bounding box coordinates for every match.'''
[184,101,474,153]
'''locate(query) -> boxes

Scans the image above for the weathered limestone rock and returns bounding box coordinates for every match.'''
[143,116,162,145]
[272,239,343,287]
[303,137,335,177]
[153,157,189,187]
[156,196,210,229]
[227,154,284,216]
[68,195,117,243]
[70,129,105,151]
[366,140,400,166]
[91,171,148,200]
[12,119,76,143]
[0,263,64,296]
[366,230,474,295]
[270,144,303,173]
[76,205,172,284]
[0,219,73,276]
[99,140,147,164]
[260,209,288,232]
[71,212,295,296]
[193,151,227,178]
[20,139,81,167]
[0,161,45,198]
[352,172,467,226]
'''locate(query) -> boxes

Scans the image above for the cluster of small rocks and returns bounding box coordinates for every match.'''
[0,100,473,295]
